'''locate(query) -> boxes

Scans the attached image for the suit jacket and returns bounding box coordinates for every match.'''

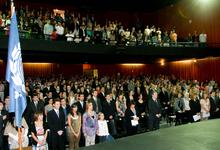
[125,108,138,129]
[61,104,71,122]
[79,28,87,40]
[210,96,217,114]
[148,98,162,117]
[189,99,201,115]
[25,100,44,126]
[74,101,86,115]
[102,100,117,120]
[89,97,102,113]
[47,108,66,150]
[158,91,169,107]
[98,92,106,107]
[47,108,65,134]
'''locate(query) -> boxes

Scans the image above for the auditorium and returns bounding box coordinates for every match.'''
[0,0,220,150]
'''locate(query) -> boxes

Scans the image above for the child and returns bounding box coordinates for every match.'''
[97,112,114,143]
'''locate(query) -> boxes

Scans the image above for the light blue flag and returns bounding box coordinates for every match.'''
[6,8,26,127]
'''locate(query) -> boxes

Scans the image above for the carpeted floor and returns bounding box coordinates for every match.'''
[79,119,220,150]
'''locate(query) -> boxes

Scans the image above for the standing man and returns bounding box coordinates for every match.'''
[74,93,86,115]
[89,90,102,114]
[25,93,44,127]
[147,91,162,131]
[47,98,66,150]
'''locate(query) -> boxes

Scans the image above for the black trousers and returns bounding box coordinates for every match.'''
[148,114,160,131]
[49,131,65,150]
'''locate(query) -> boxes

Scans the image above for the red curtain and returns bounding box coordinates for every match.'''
[1,58,220,83]
[168,57,220,82]
[87,64,167,77]
[23,63,56,77]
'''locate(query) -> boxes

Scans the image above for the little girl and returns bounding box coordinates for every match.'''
[97,112,114,143]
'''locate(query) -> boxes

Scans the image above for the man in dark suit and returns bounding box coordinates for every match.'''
[74,93,86,115]
[47,98,66,150]
[98,86,106,107]
[125,102,139,136]
[210,91,219,119]
[60,98,71,122]
[147,91,162,131]
[89,90,102,113]
[102,93,117,136]
[25,93,44,127]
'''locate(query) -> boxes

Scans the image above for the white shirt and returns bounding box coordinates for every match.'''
[97,120,109,136]
[183,98,190,111]
[55,25,64,35]
[54,109,59,117]
[144,28,151,36]
[199,33,207,43]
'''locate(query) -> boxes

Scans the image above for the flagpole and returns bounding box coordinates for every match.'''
[18,127,22,150]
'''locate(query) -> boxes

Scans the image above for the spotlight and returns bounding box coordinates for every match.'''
[160,59,165,66]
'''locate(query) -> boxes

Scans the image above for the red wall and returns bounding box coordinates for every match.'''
[168,57,220,82]
[1,57,220,83]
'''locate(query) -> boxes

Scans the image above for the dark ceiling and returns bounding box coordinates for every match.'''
[16,0,181,11]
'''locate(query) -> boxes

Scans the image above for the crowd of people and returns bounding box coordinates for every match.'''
[0,4,207,47]
[0,74,220,149]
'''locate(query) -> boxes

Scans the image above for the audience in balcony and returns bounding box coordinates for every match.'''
[0,5,208,47]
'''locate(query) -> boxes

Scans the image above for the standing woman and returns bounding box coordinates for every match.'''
[68,105,81,150]
[189,93,201,122]
[31,112,48,150]
[136,94,147,130]
[115,93,127,133]
[82,101,98,146]
[200,92,210,120]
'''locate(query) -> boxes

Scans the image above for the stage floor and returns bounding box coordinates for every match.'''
[79,119,220,150]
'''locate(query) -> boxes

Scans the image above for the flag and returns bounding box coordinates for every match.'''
[6,7,26,127]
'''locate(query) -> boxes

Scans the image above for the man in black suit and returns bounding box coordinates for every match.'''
[147,91,162,131]
[210,91,220,119]
[89,90,102,113]
[47,98,66,150]
[158,87,171,120]
[102,93,117,136]
[60,98,71,122]
[98,86,106,107]
[25,93,44,127]
[74,93,86,115]
[125,102,139,136]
